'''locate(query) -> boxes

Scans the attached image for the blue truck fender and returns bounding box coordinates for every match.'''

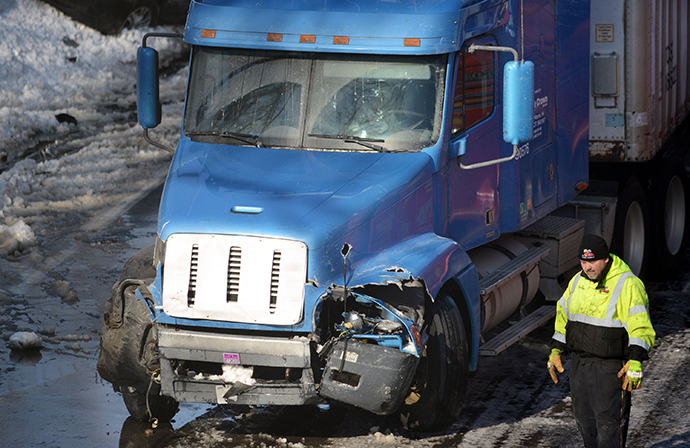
[342,232,481,370]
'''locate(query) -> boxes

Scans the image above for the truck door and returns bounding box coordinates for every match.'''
[447,37,501,250]
[448,1,557,242]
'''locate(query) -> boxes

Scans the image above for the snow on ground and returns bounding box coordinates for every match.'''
[0,0,187,257]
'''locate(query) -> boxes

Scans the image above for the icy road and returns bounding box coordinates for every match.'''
[1,1,690,447]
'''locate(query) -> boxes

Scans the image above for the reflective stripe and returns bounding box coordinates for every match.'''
[553,332,566,344]
[557,295,568,309]
[629,304,649,316]
[565,272,633,329]
[629,337,651,351]
[607,272,633,320]
[566,273,581,310]
[568,313,624,328]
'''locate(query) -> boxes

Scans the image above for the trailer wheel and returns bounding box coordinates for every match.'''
[650,154,688,277]
[612,177,648,277]
[398,293,468,430]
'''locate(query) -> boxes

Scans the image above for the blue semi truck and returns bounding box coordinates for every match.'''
[98,0,690,430]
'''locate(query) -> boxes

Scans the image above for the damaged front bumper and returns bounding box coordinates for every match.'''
[157,327,322,406]
[156,288,427,415]
[315,291,426,414]
[320,338,420,414]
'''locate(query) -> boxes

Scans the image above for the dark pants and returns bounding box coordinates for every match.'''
[570,354,631,448]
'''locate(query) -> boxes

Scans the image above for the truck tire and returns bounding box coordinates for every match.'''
[98,245,179,422]
[650,154,688,277]
[119,244,156,282]
[122,382,179,423]
[398,293,468,430]
[612,177,648,277]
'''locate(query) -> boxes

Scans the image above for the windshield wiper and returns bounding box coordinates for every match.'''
[187,131,263,147]
[308,133,388,152]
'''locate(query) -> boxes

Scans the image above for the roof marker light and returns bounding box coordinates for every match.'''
[300,35,316,44]
[333,36,349,45]
[267,33,283,42]
[200,29,216,38]
[404,38,421,47]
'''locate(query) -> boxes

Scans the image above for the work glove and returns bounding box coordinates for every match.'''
[617,360,643,391]
[547,348,564,384]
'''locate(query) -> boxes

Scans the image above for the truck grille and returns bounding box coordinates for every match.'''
[227,246,241,302]
[162,234,307,325]
[187,244,199,306]
[270,250,281,313]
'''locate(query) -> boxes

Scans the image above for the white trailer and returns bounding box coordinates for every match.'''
[564,0,690,278]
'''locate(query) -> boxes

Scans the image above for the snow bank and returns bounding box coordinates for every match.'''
[0,0,188,256]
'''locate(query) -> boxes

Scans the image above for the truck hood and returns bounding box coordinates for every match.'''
[158,140,434,250]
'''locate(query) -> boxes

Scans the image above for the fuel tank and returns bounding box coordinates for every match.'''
[468,237,540,333]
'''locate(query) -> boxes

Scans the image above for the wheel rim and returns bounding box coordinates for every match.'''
[665,175,686,256]
[123,7,153,29]
[623,201,645,275]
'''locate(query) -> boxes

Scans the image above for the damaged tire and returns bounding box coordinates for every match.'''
[97,245,179,422]
[398,293,469,430]
[122,383,179,423]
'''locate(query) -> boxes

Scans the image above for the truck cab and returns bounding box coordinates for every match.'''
[98,0,591,430]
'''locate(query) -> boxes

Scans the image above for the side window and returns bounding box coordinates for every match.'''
[451,50,495,137]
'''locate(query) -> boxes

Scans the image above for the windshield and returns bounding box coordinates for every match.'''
[184,47,446,153]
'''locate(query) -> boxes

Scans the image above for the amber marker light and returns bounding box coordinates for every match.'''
[404,38,421,47]
[575,181,588,191]
[410,324,422,350]
[333,36,349,45]
[267,33,283,42]
[200,29,216,38]
[300,35,316,43]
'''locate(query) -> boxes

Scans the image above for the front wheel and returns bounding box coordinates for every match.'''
[122,384,179,423]
[398,294,469,430]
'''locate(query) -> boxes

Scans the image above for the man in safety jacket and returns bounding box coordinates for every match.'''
[547,234,655,448]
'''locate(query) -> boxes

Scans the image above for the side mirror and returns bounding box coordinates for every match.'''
[137,47,161,130]
[459,44,535,169]
[503,61,534,145]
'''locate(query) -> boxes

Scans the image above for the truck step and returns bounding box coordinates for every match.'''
[513,215,585,280]
[478,246,550,296]
[478,305,555,356]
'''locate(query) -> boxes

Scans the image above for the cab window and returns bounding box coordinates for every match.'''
[451,50,495,137]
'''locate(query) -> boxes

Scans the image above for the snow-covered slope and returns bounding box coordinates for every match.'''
[0,0,187,256]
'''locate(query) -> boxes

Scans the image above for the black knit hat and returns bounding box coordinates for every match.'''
[579,234,610,261]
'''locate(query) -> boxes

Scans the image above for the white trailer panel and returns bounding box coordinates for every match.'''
[589,0,690,162]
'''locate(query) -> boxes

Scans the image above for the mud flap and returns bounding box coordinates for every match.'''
[319,339,419,415]
[97,280,158,389]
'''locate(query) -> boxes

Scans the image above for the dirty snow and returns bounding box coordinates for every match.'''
[0,2,196,446]
[0,0,187,256]
[9,331,42,350]
[2,1,690,447]
[0,0,187,369]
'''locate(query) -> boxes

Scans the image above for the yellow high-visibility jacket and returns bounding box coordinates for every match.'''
[552,254,655,361]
